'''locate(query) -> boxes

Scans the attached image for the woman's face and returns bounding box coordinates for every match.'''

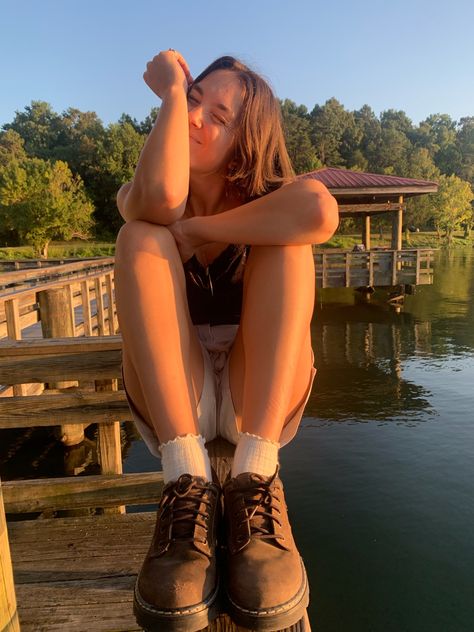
[187,69,243,176]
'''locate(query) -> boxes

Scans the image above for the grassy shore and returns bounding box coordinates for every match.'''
[323,231,472,250]
[0,242,115,260]
[0,232,472,260]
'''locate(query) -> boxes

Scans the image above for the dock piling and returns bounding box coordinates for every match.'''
[37,287,85,446]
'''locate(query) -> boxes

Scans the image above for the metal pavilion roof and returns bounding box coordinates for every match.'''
[299,167,438,200]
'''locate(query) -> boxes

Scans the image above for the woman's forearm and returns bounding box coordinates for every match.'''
[184,180,339,246]
[125,86,190,224]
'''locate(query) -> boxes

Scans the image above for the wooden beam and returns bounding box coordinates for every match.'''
[2,472,164,513]
[338,202,405,214]
[0,390,131,428]
[0,478,20,631]
[0,349,122,385]
[0,335,122,356]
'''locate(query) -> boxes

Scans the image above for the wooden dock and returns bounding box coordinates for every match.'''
[0,335,311,631]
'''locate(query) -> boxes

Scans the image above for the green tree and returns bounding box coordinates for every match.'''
[456,116,474,186]
[352,105,382,172]
[52,108,105,180]
[3,101,63,159]
[404,148,441,234]
[380,109,414,135]
[373,127,411,175]
[0,129,27,166]
[280,99,321,174]
[431,174,473,243]
[91,121,145,237]
[309,98,354,166]
[0,157,94,257]
[137,107,160,135]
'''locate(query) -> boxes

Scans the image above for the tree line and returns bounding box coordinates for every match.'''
[0,98,472,256]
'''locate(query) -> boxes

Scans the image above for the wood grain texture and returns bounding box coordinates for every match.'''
[0,334,122,356]
[3,472,164,513]
[0,390,131,428]
[0,349,123,384]
[9,509,310,631]
[1,480,20,632]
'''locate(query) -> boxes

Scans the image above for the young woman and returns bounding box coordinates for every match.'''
[114,50,338,632]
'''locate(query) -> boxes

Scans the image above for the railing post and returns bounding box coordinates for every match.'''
[80,279,93,336]
[94,276,106,335]
[4,299,27,397]
[105,273,116,335]
[0,477,20,631]
[36,287,84,446]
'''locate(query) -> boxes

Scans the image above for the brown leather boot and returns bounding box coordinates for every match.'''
[133,473,222,632]
[222,465,309,630]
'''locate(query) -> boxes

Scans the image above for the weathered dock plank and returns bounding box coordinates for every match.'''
[9,512,310,631]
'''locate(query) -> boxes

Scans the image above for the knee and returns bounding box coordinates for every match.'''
[115,220,176,261]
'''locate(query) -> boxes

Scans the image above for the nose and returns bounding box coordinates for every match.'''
[188,104,203,128]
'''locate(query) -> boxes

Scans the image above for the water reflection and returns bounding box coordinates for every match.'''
[306,250,474,429]
[308,308,435,424]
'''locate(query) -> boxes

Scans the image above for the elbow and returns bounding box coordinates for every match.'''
[123,183,187,224]
[302,179,339,244]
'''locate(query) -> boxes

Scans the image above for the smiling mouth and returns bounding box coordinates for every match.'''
[190,137,201,144]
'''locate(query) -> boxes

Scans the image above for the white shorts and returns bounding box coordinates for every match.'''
[121,324,317,457]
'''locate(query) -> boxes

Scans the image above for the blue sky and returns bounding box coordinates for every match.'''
[1,0,473,128]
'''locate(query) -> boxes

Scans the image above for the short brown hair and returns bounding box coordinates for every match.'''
[191,56,295,201]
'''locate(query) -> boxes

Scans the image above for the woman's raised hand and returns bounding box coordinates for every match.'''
[143,50,194,99]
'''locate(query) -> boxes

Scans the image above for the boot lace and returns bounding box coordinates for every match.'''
[154,475,215,550]
[232,466,284,546]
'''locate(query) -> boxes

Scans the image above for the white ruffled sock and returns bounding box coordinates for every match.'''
[159,433,212,484]
[231,431,280,479]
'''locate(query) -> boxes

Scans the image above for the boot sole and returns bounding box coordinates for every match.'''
[224,557,310,631]
[133,578,222,632]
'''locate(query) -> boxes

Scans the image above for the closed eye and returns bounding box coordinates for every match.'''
[212,113,227,124]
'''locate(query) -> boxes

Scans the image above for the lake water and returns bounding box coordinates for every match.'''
[124,248,474,632]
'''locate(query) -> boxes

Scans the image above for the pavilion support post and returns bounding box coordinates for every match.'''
[362,214,371,250]
[391,197,403,250]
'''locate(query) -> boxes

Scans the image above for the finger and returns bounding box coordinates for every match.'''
[169,50,194,83]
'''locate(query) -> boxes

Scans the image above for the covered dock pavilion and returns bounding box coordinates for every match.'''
[302,166,438,250]
[299,167,439,290]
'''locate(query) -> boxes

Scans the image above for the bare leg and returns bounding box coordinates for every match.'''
[228,244,315,443]
[114,220,204,444]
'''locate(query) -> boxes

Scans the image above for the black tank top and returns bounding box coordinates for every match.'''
[184,244,251,326]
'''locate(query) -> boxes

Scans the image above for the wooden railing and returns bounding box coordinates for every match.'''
[0,268,117,342]
[314,248,435,288]
[0,257,114,291]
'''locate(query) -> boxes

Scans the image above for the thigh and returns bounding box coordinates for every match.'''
[228,325,314,431]
[117,221,205,429]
